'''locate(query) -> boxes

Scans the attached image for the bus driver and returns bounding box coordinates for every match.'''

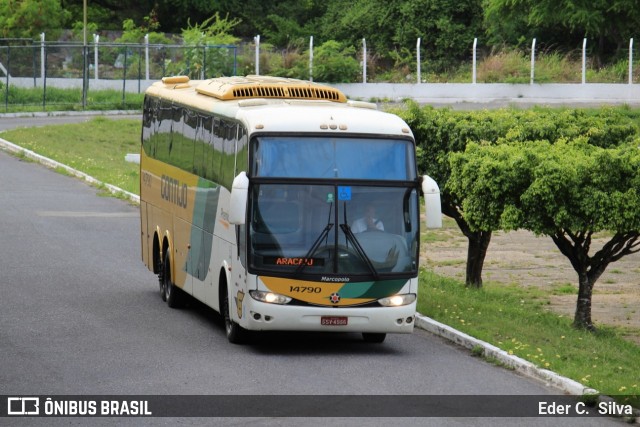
[351,205,384,233]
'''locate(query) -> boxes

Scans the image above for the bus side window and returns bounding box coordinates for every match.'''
[201,115,214,181]
[141,97,153,154]
[181,109,196,173]
[151,98,161,157]
[191,112,204,175]
[169,105,183,166]
[212,117,223,184]
[221,122,237,189]
[235,125,248,175]
[153,101,171,162]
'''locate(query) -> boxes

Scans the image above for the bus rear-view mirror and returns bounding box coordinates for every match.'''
[229,172,249,225]
[422,175,442,229]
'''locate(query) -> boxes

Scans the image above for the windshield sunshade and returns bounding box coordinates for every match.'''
[252,137,415,180]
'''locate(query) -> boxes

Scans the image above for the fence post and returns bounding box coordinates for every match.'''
[122,49,128,108]
[530,38,536,84]
[416,38,421,84]
[82,44,88,109]
[138,45,143,92]
[40,33,45,83]
[202,45,206,79]
[472,37,477,84]
[309,36,313,82]
[362,38,367,84]
[233,46,238,75]
[42,47,47,111]
[145,34,150,80]
[4,45,9,111]
[629,38,634,85]
[254,35,260,75]
[582,38,587,84]
[94,34,99,80]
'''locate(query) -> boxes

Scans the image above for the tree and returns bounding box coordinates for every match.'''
[484,0,640,61]
[115,9,170,45]
[398,102,500,287]
[173,13,241,79]
[307,40,360,83]
[0,0,70,39]
[317,0,482,72]
[61,0,156,31]
[448,139,640,330]
[395,103,639,288]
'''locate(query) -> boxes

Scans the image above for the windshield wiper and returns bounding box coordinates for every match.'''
[339,223,379,279]
[295,202,334,276]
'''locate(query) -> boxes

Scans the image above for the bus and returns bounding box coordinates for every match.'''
[140,75,442,344]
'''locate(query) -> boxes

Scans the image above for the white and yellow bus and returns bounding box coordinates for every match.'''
[140,75,441,343]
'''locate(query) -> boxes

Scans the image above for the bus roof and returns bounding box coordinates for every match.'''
[146,76,413,138]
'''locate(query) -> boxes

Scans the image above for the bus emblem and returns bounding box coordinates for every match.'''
[329,293,341,304]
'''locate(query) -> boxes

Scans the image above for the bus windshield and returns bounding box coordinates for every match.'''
[251,136,416,180]
[248,184,420,280]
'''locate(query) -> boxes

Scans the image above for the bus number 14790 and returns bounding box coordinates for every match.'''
[290,286,322,294]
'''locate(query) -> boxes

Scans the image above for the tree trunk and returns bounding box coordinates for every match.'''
[548,230,640,332]
[465,230,492,288]
[441,199,492,289]
[573,271,595,331]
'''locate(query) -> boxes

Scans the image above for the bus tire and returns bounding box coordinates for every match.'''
[221,280,248,344]
[161,251,182,308]
[362,333,386,343]
[158,254,167,302]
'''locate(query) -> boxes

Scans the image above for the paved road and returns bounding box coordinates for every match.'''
[0,131,626,426]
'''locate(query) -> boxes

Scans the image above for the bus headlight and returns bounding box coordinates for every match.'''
[378,293,416,307]
[250,290,292,305]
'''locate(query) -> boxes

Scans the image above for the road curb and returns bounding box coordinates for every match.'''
[0,110,140,119]
[415,314,594,395]
[0,137,140,204]
[415,314,640,422]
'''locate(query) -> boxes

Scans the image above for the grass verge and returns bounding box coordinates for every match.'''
[418,270,640,408]
[1,86,145,113]
[0,116,140,194]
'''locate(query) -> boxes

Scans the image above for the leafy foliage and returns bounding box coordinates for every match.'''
[393,102,640,289]
[309,40,360,83]
[174,13,241,79]
[116,9,170,45]
[0,0,70,39]
[448,140,640,234]
[446,128,640,329]
[484,0,640,60]
[4,1,640,75]
[316,0,483,71]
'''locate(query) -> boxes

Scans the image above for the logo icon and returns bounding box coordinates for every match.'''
[337,186,352,201]
[7,397,40,415]
[329,292,341,304]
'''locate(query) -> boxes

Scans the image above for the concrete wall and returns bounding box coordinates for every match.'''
[333,83,640,107]
[7,77,152,94]
[7,77,640,106]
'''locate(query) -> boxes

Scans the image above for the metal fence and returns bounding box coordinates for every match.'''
[0,40,238,112]
[2,36,640,112]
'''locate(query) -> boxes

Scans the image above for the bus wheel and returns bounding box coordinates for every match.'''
[221,284,248,344]
[161,251,182,308]
[158,258,167,302]
[362,333,386,343]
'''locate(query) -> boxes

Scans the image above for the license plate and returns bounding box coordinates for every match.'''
[321,316,348,326]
